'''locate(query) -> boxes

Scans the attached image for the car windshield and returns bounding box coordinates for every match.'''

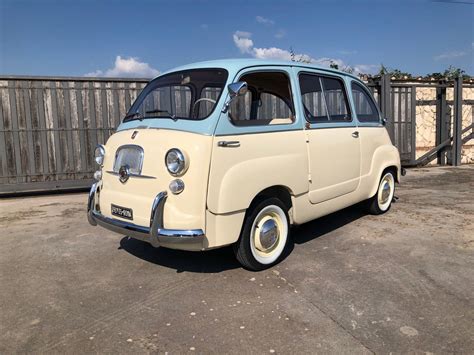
[125,68,228,122]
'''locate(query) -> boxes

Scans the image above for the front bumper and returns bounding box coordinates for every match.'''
[87,183,205,248]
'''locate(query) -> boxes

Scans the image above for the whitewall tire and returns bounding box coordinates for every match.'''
[368,171,395,215]
[234,198,290,271]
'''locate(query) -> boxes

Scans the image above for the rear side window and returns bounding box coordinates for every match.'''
[299,73,351,123]
[351,82,380,123]
[299,75,328,121]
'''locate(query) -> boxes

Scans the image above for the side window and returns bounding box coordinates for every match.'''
[320,77,351,121]
[229,90,252,121]
[351,82,380,123]
[299,73,351,123]
[229,71,294,126]
[299,74,328,122]
[198,86,223,118]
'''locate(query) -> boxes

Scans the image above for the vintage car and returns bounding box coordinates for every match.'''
[87,59,402,270]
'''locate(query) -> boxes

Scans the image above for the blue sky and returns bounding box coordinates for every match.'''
[0,0,473,77]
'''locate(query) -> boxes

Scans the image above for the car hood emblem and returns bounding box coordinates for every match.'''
[118,165,130,183]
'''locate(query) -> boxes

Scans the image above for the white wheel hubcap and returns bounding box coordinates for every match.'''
[377,173,395,211]
[250,205,288,265]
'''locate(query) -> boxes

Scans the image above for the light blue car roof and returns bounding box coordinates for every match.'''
[117,58,365,135]
[155,58,360,81]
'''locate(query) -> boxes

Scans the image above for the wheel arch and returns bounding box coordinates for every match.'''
[366,144,401,198]
[368,164,399,199]
[247,185,294,224]
[383,165,399,183]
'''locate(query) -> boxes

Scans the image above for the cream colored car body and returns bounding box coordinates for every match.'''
[89,59,401,252]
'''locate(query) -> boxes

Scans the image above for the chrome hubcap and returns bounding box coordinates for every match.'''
[380,180,391,204]
[254,216,280,253]
[378,173,394,208]
[259,219,279,251]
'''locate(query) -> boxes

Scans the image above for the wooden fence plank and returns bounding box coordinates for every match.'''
[43,81,57,175]
[74,81,87,177]
[0,81,8,183]
[19,81,36,178]
[28,81,43,178]
[68,81,81,172]
[36,81,50,178]
[8,82,23,183]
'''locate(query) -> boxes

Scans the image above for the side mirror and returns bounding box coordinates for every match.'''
[222,81,248,113]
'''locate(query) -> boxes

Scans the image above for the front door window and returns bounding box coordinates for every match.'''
[229,71,295,126]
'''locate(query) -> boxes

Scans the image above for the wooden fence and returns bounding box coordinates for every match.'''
[0,76,148,193]
[1,74,472,194]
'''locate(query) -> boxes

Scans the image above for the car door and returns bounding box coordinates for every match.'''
[298,71,360,204]
[207,68,308,215]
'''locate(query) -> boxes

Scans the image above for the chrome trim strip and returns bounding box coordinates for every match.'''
[157,228,205,237]
[87,187,204,246]
[214,128,300,137]
[106,171,156,179]
[87,182,98,226]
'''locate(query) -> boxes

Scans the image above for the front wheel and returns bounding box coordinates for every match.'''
[368,171,395,215]
[234,198,290,271]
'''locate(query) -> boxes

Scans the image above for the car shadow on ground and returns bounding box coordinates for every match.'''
[119,237,241,273]
[119,202,369,273]
[291,201,368,245]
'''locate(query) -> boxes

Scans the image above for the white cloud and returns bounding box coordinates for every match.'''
[352,64,379,75]
[233,31,254,54]
[232,31,330,63]
[232,31,377,75]
[274,29,286,39]
[252,47,294,61]
[84,56,159,78]
[434,51,467,61]
[84,69,104,77]
[256,15,274,25]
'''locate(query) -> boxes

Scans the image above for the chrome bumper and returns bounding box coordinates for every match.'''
[87,183,205,247]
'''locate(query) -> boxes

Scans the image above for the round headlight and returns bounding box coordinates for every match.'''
[165,148,187,176]
[94,145,105,166]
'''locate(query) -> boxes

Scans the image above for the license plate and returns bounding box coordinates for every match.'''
[111,204,133,220]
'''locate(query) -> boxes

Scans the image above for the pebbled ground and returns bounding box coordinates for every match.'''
[0,165,473,353]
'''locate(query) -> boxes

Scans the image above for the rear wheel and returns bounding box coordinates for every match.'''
[234,198,290,271]
[368,171,395,215]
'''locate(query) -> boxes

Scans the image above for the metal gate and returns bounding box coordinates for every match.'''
[368,77,417,165]
[369,75,473,167]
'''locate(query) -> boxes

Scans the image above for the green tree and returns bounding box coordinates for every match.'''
[377,64,412,79]
[425,66,469,80]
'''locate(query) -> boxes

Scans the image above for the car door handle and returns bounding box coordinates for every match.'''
[217,140,240,148]
[352,131,359,138]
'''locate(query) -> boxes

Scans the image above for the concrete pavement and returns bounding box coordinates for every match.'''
[0,166,473,353]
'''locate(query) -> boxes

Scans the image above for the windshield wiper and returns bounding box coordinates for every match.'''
[145,109,177,120]
[123,109,178,122]
[123,111,143,122]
